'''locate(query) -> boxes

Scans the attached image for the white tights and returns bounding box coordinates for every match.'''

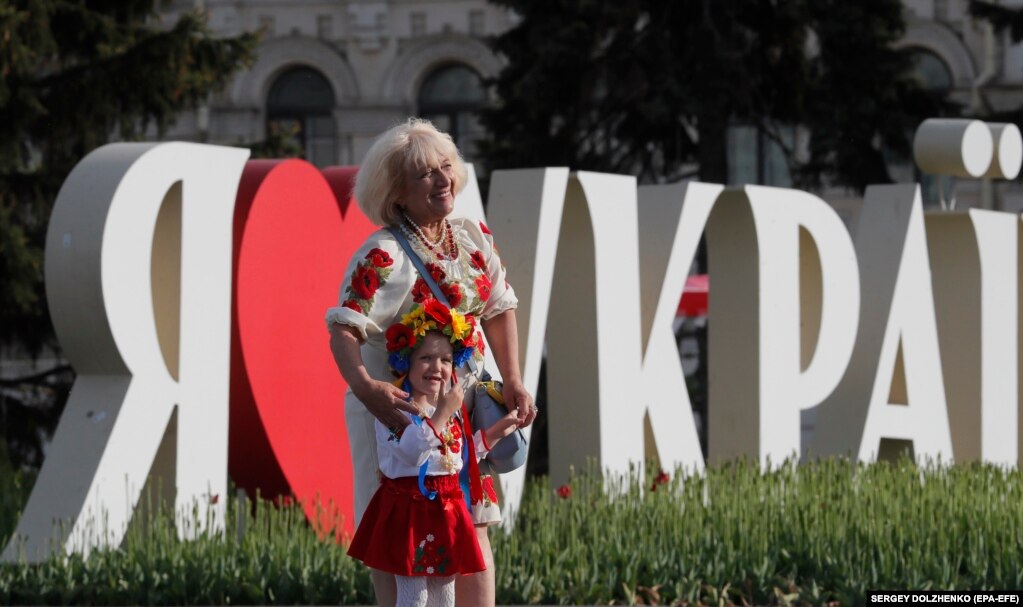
[394,575,455,607]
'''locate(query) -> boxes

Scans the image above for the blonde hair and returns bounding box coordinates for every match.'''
[354,118,469,226]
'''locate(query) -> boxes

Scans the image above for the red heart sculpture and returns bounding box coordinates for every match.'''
[230,159,376,538]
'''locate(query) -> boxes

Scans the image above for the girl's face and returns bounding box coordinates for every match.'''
[407,332,455,400]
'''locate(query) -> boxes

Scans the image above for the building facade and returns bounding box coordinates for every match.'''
[161,0,513,167]
[158,0,1023,209]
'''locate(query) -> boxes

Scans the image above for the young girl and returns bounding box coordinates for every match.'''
[347,299,518,607]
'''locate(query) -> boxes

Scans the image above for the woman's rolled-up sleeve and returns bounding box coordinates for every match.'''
[463,219,518,321]
[325,234,410,341]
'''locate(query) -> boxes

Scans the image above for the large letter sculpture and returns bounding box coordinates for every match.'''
[635,182,723,473]
[706,186,859,466]
[3,143,249,562]
[812,185,954,462]
[545,172,645,486]
[926,209,1019,465]
[476,168,568,520]
[230,160,377,538]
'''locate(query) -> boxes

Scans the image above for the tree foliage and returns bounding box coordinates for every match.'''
[0,0,257,468]
[970,0,1023,41]
[479,0,954,190]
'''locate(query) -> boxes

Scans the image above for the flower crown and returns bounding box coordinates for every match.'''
[385,298,482,375]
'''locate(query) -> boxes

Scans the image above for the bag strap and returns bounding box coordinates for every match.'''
[388,227,447,303]
[388,226,480,376]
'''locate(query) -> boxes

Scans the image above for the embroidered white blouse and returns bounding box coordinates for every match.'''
[325,217,518,384]
[375,406,491,479]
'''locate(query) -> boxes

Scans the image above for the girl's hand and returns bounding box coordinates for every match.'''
[485,410,519,447]
[431,381,464,428]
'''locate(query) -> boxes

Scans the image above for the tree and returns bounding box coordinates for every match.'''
[479,0,953,191]
[0,1,258,468]
[478,0,955,457]
[970,0,1023,41]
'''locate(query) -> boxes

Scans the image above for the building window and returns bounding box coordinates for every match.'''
[410,12,426,37]
[317,15,333,40]
[908,48,953,91]
[726,125,794,187]
[266,67,337,167]
[886,47,953,201]
[469,10,485,36]
[417,64,487,160]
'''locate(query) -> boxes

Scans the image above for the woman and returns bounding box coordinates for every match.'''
[326,118,536,607]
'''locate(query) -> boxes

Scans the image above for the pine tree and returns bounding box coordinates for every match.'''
[0,1,257,468]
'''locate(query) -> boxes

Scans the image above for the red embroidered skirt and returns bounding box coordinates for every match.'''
[347,474,485,576]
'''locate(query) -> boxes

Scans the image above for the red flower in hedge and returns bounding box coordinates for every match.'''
[479,221,492,235]
[442,283,463,308]
[556,484,572,499]
[367,248,393,268]
[650,469,670,492]
[386,323,416,352]
[412,278,432,303]
[424,298,452,326]
[475,275,492,302]
[470,250,487,270]
[342,299,363,313]
[352,265,380,299]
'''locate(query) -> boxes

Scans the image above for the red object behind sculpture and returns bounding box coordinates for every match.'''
[677,274,709,317]
[231,160,377,539]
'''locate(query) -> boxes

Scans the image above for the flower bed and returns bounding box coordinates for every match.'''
[2,458,1022,605]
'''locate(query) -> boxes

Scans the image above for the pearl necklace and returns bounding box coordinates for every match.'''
[402,211,446,248]
[402,213,458,262]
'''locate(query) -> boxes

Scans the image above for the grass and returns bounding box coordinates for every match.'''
[2,457,1022,605]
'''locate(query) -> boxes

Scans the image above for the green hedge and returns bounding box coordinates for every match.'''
[2,458,1022,605]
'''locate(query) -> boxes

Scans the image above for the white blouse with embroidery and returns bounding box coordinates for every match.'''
[325,217,518,384]
[375,406,490,479]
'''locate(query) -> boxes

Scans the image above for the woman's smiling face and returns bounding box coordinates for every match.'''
[400,157,456,226]
[407,332,455,400]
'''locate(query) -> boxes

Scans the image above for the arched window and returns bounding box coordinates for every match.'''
[886,48,954,198]
[266,67,337,167]
[908,48,953,91]
[417,64,487,159]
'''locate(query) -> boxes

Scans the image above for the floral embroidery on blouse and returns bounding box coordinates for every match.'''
[342,248,394,314]
[478,221,507,275]
[429,416,464,473]
[469,250,486,271]
[325,217,518,354]
[480,474,498,507]
[409,258,471,312]
[474,274,492,303]
[413,533,450,575]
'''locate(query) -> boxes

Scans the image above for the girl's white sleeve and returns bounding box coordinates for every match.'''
[473,430,491,461]
[391,418,441,468]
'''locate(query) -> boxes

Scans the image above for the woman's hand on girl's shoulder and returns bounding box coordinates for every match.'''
[354,377,417,429]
